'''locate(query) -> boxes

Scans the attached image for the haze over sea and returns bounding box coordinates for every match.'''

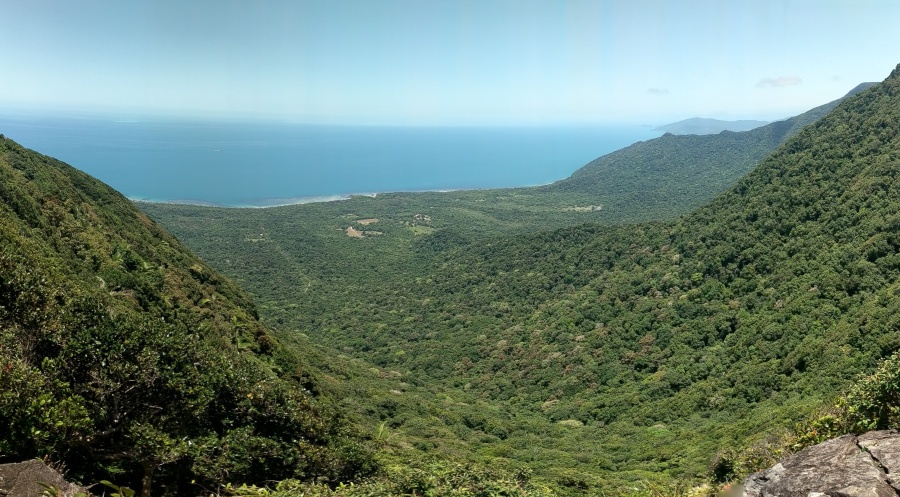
[0,115,662,207]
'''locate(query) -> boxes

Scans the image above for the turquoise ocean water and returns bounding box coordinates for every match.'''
[0,116,662,207]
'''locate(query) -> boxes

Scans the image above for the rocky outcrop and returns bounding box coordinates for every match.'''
[743,430,900,497]
[0,460,88,497]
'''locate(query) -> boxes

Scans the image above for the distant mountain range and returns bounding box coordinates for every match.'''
[653,117,770,135]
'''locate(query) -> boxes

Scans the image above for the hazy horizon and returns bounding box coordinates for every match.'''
[2,1,899,126]
[0,103,749,129]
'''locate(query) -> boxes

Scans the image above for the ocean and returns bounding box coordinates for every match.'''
[0,115,662,207]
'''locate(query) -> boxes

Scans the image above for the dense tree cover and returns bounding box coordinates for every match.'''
[0,137,375,496]
[714,350,900,483]
[222,463,555,497]
[545,82,876,222]
[138,66,900,494]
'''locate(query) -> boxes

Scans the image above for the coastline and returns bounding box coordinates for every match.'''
[4,117,661,211]
[130,193,366,209]
[127,179,563,209]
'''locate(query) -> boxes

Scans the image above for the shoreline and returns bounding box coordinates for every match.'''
[128,181,557,209]
[130,193,368,209]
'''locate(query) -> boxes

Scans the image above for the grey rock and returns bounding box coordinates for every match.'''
[743,431,900,497]
[859,430,900,476]
[0,460,88,497]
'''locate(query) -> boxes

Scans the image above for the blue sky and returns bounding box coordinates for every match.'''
[1,0,898,125]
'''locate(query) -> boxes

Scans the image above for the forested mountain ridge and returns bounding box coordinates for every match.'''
[0,137,374,495]
[544,82,877,222]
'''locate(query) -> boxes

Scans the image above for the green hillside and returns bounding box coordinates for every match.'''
[545,82,876,222]
[0,137,375,495]
[139,65,900,493]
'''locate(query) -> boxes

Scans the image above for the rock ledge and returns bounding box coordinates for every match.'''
[0,459,88,497]
[743,430,900,497]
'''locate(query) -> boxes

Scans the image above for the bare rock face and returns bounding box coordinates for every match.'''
[0,460,88,497]
[743,430,900,497]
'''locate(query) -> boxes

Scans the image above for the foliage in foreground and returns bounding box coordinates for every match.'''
[219,462,710,497]
[0,136,375,496]
[713,351,900,482]
[222,463,553,497]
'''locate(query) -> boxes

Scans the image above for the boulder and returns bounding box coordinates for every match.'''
[743,430,900,497]
[0,459,88,497]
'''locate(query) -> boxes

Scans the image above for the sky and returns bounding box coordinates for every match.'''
[1,0,899,126]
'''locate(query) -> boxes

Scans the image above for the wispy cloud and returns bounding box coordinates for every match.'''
[647,88,669,95]
[756,76,803,88]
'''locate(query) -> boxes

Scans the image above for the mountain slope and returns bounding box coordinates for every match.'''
[544,82,877,222]
[0,137,373,495]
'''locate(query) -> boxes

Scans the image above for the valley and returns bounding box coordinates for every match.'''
[136,72,899,494]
